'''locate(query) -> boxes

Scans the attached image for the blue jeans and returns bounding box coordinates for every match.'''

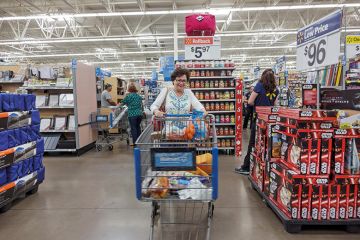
[128,116,142,144]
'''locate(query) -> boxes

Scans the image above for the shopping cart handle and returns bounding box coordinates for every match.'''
[164,114,192,117]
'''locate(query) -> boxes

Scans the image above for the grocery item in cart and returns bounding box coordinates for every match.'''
[196,153,212,175]
[192,111,208,140]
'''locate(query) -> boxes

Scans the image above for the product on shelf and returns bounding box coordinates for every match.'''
[333,129,360,175]
[59,94,74,107]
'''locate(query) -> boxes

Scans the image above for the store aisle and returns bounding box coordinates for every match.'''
[0,141,358,240]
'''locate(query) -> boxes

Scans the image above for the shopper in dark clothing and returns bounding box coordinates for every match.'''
[235,69,279,175]
[122,83,144,145]
[243,86,254,129]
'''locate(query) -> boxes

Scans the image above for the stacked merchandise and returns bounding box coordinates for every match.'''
[25,66,72,87]
[319,63,343,87]
[287,72,307,107]
[175,60,237,152]
[346,57,360,90]
[145,80,159,110]
[250,106,280,193]
[0,93,45,212]
[306,63,343,87]
[249,107,360,231]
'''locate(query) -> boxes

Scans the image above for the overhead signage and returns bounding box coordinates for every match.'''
[253,66,261,79]
[296,10,342,71]
[346,35,360,59]
[274,56,286,74]
[185,36,221,60]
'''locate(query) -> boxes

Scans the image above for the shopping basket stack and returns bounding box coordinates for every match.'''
[134,113,218,240]
[0,93,45,213]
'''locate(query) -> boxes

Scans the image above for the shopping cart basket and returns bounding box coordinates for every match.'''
[134,114,218,240]
[92,106,130,151]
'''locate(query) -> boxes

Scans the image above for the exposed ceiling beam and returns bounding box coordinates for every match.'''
[136,15,166,35]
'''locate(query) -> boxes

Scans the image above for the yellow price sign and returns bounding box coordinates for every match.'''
[346,35,360,44]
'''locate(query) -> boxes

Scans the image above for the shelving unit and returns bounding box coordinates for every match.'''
[191,88,234,91]
[199,99,236,102]
[37,106,74,109]
[103,76,127,134]
[190,76,235,79]
[187,67,236,71]
[346,56,360,90]
[20,60,97,154]
[0,64,26,92]
[176,59,237,153]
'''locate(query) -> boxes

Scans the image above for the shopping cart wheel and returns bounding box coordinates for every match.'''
[27,185,39,195]
[208,202,215,218]
[0,202,12,214]
[108,145,114,151]
[96,145,102,151]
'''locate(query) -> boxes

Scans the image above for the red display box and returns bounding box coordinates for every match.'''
[268,162,329,219]
[250,154,265,192]
[278,108,338,121]
[333,128,360,175]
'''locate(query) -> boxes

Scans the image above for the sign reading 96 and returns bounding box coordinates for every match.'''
[296,32,340,71]
[304,39,326,66]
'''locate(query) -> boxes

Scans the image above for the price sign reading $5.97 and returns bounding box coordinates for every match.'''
[185,36,221,60]
[190,46,210,58]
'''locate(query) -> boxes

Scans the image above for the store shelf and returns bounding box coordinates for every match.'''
[218,147,235,150]
[45,149,77,153]
[37,106,74,109]
[244,78,259,83]
[208,111,235,114]
[214,123,236,126]
[211,135,235,139]
[191,88,235,91]
[23,86,73,90]
[199,99,236,102]
[191,76,234,79]
[41,130,75,133]
[188,67,236,70]
[0,81,24,84]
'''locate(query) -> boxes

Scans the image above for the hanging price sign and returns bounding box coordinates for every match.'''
[185,36,221,60]
[346,35,360,59]
[296,10,342,71]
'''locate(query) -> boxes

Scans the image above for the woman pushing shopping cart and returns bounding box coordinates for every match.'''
[134,112,218,240]
[134,68,218,239]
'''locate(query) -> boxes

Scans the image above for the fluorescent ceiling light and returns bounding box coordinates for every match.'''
[1,4,360,21]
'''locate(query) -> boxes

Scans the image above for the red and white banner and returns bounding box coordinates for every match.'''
[235,77,243,157]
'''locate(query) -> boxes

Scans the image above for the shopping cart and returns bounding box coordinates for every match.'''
[92,105,130,151]
[134,114,218,240]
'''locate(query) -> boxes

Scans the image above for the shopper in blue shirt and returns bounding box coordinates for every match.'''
[235,69,279,175]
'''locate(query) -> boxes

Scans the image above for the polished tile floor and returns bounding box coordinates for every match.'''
[0,133,358,240]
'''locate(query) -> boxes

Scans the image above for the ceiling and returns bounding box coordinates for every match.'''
[0,0,359,78]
